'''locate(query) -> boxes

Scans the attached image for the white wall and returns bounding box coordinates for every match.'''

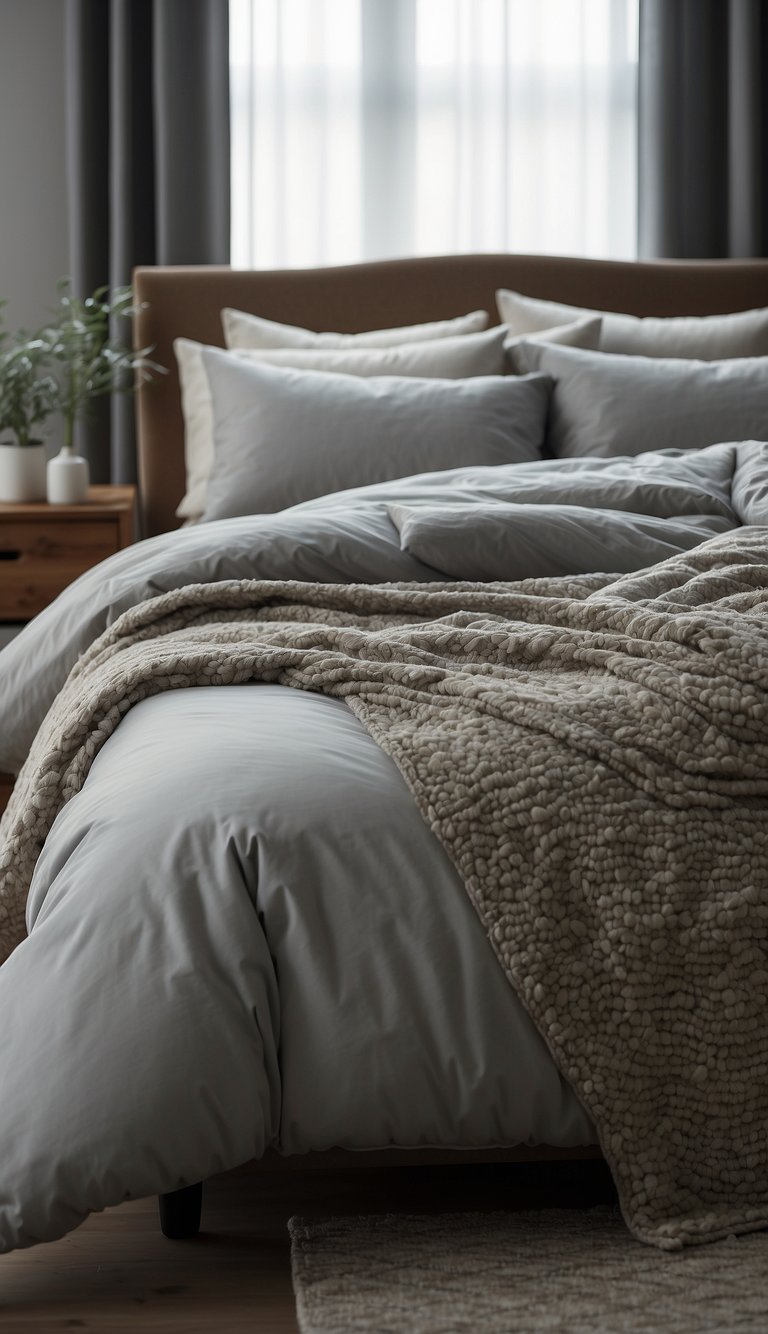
[0,0,69,336]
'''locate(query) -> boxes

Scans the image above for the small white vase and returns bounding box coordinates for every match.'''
[0,441,47,503]
[47,444,90,505]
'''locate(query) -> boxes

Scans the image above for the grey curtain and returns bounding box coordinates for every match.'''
[638,0,767,259]
[65,0,230,484]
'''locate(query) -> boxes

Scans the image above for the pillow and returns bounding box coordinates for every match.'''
[730,440,768,526]
[222,306,489,350]
[497,288,768,360]
[236,325,509,378]
[505,317,602,372]
[388,502,730,581]
[516,342,768,459]
[174,327,509,519]
[200,349,551,521]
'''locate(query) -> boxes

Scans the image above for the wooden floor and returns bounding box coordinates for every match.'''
[0,1158,617,1332]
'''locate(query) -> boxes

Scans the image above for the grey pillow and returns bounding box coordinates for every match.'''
[518,342,768,459]
[497,288,768,359]
[201,349,551,520]
[175,327,509,521]
[388,502,731,581]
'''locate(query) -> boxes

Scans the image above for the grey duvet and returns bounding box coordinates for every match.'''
[0,441,766,1253]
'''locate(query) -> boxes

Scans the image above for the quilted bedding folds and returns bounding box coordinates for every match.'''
[1,442,767,1253]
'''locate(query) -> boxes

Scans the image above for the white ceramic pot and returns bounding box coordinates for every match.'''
[0,441,47,503]
[47,445,90,505]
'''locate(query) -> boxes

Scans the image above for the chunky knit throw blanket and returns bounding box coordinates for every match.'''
[2,529,768,1250]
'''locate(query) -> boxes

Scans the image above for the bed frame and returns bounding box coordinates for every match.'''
[133,252,768,1238]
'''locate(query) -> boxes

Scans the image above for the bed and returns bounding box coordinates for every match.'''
[1,253,768,1255]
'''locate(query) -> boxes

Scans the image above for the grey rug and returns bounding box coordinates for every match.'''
[289,1208,768,1333]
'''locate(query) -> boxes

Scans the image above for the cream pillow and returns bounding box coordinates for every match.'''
[497,288,768,360]
[222,306,489,350]
[175,326,509,520]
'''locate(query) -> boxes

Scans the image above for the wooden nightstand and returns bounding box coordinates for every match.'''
[0,485,136,621]
[0,484,137,815]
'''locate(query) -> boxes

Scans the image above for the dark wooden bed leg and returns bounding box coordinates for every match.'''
[158,1182,203,1239]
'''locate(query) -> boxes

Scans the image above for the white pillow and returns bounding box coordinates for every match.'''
[497,288,768,360]
[200,350,552,521]
[222,306,489,350]
[175,327,509,520]
[505,317,602,372]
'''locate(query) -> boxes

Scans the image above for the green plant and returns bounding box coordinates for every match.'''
[0,334,58,447]
[41,283,165,449]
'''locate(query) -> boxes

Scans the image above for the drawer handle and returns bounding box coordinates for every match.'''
[0,550,21,561]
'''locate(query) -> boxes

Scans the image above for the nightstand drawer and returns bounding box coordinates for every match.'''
[0,519,120,619]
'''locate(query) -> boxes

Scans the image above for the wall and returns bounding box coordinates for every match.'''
[0,627,20,650]
[0,0,69,648]
[0,0,69,336]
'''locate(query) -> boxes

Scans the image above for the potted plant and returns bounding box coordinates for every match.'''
[0,327,58,503]
[41,284,164,504]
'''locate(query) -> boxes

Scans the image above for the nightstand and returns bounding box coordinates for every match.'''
[0,485,136,620]
[0,484,137,815]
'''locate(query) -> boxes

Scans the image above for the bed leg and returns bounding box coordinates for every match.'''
[158,1181,203,1239]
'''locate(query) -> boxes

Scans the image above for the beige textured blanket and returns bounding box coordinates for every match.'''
[2,530,768,1249]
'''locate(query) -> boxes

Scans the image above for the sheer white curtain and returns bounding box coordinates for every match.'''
[230,0,639,268]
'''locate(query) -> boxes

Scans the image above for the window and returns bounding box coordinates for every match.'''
[230,0,639,268]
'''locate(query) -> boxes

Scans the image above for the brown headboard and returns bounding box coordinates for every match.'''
[134,253,768,538]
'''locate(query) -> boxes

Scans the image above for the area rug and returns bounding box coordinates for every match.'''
[289,1208,768,1333]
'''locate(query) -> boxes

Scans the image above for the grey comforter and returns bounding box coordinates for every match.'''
[0,441,765,1252]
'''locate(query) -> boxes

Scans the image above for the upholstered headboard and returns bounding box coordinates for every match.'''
[133,254,768,538]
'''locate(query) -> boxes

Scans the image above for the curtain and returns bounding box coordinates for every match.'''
[65,0,230,484]
[230,0,639,270]
[638,0,767,258]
